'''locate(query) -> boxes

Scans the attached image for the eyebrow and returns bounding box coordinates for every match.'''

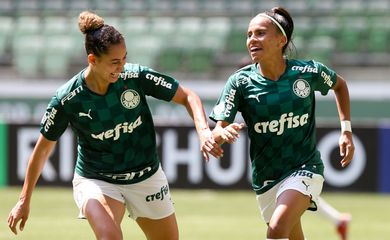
[111,52,127,62]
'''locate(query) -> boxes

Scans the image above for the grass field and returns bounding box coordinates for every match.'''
[1,187,389,240]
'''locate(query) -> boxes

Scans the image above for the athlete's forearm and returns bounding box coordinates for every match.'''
[186,93,209,132]
[173,85,209,131]
[19,135,56,204]
[333,75,351,121]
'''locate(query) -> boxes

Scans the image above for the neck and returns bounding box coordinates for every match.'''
[84,66,110,95]
[257,58,286,81]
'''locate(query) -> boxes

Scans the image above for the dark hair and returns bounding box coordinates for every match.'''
[78,11,124,57]
[264,7,294,54]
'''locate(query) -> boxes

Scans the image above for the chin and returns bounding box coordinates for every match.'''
[110,77,119,83]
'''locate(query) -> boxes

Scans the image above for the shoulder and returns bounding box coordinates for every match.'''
[121,63,161,81]
[55,70,85,105]
[287,59,333,74]
[228,64,254,86]
[123,62,152,74]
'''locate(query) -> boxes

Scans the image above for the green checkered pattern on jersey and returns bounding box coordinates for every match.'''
[210,59,336,193]
[41,63,178,184]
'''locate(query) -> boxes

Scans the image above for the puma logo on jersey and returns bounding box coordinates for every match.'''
[248,92,267,103]
[79,109,92,119]
[91,116,142,141]
[302,180,309,191]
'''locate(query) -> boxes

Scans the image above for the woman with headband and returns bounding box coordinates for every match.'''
[209,7,354,240]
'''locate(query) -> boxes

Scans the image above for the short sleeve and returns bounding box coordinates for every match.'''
[312,60,337,96]
[138,66,179,101]
[40,95,69,141]
[209,75,241,123]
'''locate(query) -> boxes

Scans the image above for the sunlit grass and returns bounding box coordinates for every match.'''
[1,187,389,240]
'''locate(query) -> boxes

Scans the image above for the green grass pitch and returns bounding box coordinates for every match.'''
[1,187,389,240]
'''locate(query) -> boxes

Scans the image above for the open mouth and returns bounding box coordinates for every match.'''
[250,47,262,52]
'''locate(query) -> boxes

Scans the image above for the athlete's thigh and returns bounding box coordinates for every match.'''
[136,213,179,240]
[270,189,310,232]
[84,195,126,240]
[73,173,126,238]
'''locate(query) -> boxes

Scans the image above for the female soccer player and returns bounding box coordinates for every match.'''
[8,11,222,240]
[209,7,355,240]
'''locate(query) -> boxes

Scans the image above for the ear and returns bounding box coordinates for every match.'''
[87,53,96,65]
[280,35,288,48]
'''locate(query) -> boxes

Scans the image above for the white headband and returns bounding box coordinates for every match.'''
[258,13,287,38]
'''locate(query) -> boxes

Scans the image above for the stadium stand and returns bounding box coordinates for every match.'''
[0,0,389,80]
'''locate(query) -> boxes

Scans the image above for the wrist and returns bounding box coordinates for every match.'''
[341,120,352,133]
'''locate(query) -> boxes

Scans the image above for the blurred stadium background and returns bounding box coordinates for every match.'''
[0,0,390,239]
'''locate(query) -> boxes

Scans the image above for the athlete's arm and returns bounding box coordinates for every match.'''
[8,134,57,235]
[332,74,355,167]
[171,85,223,160]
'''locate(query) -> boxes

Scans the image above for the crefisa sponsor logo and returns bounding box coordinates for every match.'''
[146,185,169,202]
[91,116,143,141]
[146,73,172,89]
[291,65,318,73]
[321,71,333,87]
[42,108,58,132]
[120,71,139,80]
[223,89,237,117]
[254,112,309,135]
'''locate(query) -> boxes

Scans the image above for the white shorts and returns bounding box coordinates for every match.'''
[256,170,324,223]
[72,165,175,220]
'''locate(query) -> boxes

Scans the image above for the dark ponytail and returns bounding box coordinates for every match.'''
[78,11,124,57]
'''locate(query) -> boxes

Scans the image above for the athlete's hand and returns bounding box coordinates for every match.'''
[8,198,30,235]
[198,128,223,161]
[221,123,245,144]
[339,132,355,167]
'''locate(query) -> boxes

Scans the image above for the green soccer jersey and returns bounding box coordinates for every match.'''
[40,63,179,184]
[210,59,337,194]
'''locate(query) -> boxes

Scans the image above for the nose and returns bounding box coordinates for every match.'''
[247,35,256,47]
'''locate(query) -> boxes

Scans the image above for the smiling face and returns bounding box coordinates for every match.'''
[246,15,286,64]
[89,41,127,84]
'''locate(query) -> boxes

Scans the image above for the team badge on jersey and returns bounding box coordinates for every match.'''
[293,79,310,98]
[121,89,140,109]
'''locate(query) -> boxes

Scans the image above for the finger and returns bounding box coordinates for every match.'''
[211,147,224,158]
[341,157,351,167]
[223,130,237,143]
[204,141,223,154]
[339,143,346,156]
[225,127,240,137]
[9,217,18,235]
[202,142,223,158]
[20,217,26,232]
[210,145,224,158]
[342,146,354,167]
[202,150,209,162]
[232,123,245,130]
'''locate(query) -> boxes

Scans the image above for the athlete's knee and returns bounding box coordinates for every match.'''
[96,229,123,240]
[267,219,290,238]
